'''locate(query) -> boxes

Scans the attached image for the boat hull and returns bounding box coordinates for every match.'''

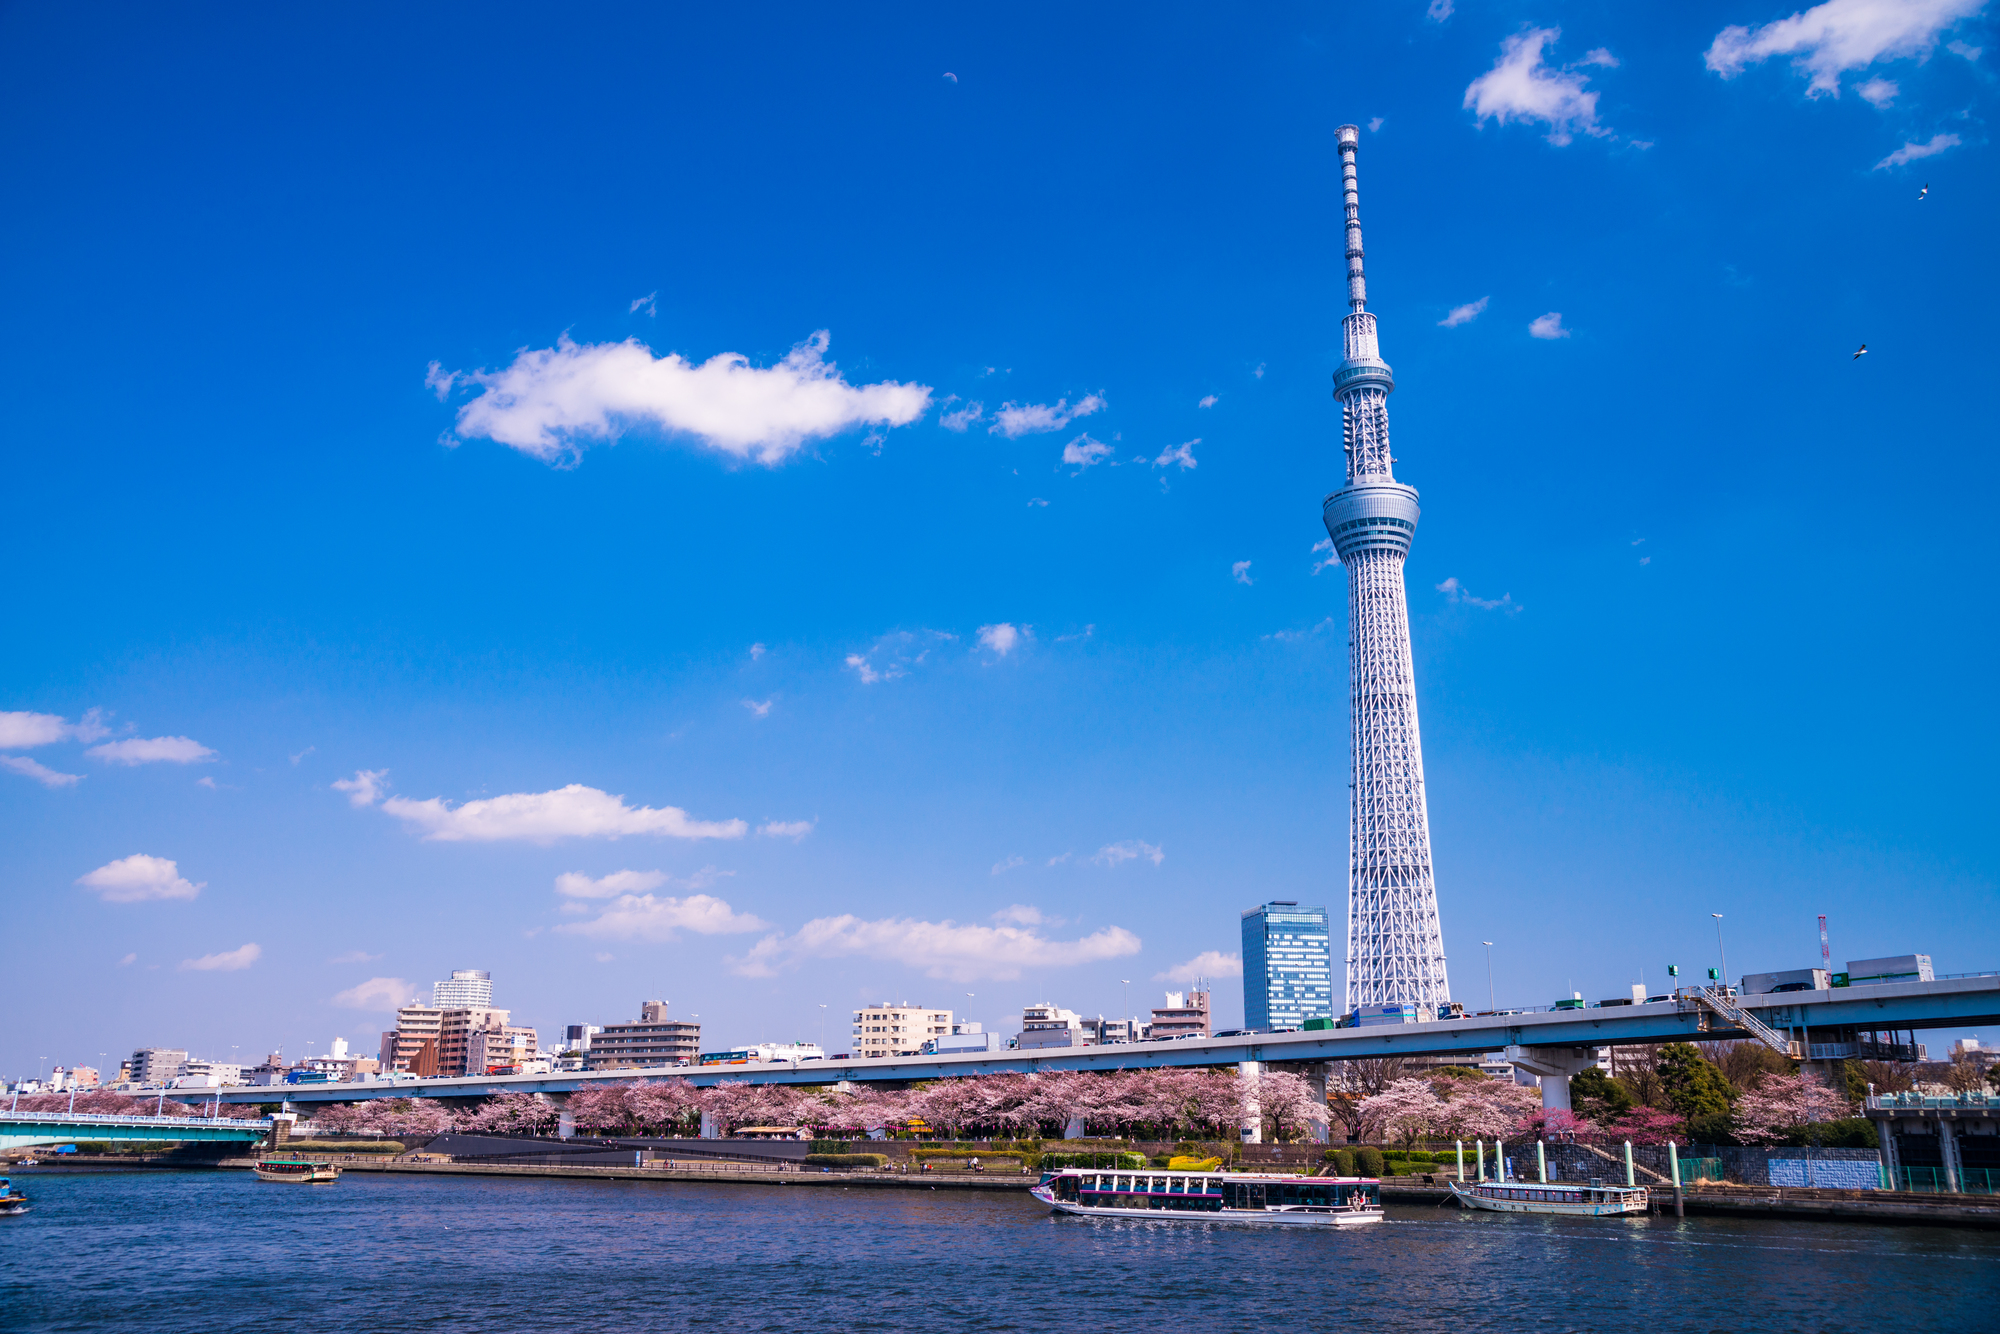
[1046,1198,1381,1226]
[253,1164,341,1183]
[1448,1180,1647,1216]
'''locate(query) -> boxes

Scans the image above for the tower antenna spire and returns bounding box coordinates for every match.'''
[1323,124,1451,1017]
[1338,123,1367,314]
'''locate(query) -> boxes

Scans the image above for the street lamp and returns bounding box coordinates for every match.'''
[817,1003,827,1054]
[1711,914,1729,992]
[1120,979,1131,1043]
[1482,943,1495,1014]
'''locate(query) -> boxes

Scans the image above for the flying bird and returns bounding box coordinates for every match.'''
[1918,183,1929,201]
[1853,344,1868,360]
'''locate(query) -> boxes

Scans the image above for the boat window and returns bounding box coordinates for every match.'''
[1168,1177,1184,1195]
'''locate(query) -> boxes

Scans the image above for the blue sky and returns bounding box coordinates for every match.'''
[3,1,1995,1076]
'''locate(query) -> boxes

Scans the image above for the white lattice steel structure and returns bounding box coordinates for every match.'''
[1322,124,1451,1013]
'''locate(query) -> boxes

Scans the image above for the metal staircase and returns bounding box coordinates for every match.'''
[1691,987,1791,1054]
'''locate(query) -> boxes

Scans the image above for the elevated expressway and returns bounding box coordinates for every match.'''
[214,976,2000,1111]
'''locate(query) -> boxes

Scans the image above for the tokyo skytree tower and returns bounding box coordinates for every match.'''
[1322,124,1451,1013]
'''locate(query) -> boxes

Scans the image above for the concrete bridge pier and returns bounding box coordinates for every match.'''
[1238,1061,1262,1144]
[1064,1114,1086,1139]
[1505,1046,1599,1113]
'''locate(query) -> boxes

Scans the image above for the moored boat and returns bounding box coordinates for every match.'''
[0,1176,29,1216]
[1032,1167,1383,1227]
[253,1158,341,1184]
[1448,1177,1647,1216]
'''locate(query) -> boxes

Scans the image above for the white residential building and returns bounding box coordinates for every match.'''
[851,1004,951,1058]
[129,1047,189,1086]
[1018,1002,1094,1051]
[432,968,494,1009]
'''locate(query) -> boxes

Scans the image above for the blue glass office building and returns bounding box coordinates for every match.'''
[1241,901,1335,1029]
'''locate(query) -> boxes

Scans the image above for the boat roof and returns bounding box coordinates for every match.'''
[1050,1167,1378,1182]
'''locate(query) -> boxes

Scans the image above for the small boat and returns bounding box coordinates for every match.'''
[1033,1167,1383,1227]
[1448,1176,1648,1216]
[0,1176,29,1216]
[252,1158,341,1184]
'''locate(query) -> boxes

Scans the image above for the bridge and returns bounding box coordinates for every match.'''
[1,1112,273,1153]
[211,975,2000,1116]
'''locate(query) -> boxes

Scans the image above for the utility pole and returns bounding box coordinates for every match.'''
[1482,943,1496,1013]
[1711,914,1729,991]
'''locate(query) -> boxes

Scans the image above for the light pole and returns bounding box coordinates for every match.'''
[1120,980,1131,1043]
[1711,914,1729,992]
[817,1004,827,1054]
[1482,943,1495,1014]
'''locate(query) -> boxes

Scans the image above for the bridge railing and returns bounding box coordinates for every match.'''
[1866,1093,1998,1111]
[1,1112,270,1129]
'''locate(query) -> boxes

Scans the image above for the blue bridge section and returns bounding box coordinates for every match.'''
[1,1112,272,1152]
[207,975,2000,1105]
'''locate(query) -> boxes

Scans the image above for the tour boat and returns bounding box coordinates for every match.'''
[0,1176,28,1216]
[1032,1168,1383,1227]
[1448,1177,1647,1216]
[252,1158,341,1184]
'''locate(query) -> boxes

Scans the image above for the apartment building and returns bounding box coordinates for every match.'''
[128,1047,189,1086]
[1017,1002,1092,1051]
[586,1000,701,1070]
[381,1004,445,1075]
[1150,989,1211,1040]
[852,1003,952,1058]
[466,1024,540,1075]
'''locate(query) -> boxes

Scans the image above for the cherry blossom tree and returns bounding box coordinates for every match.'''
[1732,1073,1853,1145]
[1356,1079,1443,1146]
[1599,1105,1685,1145]
[1253,1068,1328,1144]
[459,1092,559,1135]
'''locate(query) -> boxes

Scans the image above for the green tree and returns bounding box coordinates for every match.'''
[1656,1043,1736,1142]
[1569,1068,1633,1121]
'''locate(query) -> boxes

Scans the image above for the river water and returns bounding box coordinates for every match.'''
[3,1170,1996,1332]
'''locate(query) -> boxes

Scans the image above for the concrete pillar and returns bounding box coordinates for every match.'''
[699,1109,718,1140]
[1304,1064,1330,1144]
[1877,1114,1900,1187]
[1505,1045,1600,1113]
[1238,1061,1262,1144]
[1064,1114,1086,1140]
[558,1107,575,1140]
[1939,1120,1963,1194]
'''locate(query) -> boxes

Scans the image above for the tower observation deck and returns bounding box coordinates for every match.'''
[1322,124,1451,1014]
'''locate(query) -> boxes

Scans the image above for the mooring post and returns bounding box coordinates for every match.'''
[1456,1140,1465,1182]
[1669,1140,1684,1218]
[1537,1139,1547,1183]
[1475,1139,1485,1182]
[1624,1140,1634,1188]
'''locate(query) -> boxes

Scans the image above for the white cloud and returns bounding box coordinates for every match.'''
[1705,0,1984,97]
[1463,27,1612,145]
[1253,363,1265,379]
[845,653,886,684]
[1,754,82,788]
[750,642,766,660]
[1368,116,1386,132]
[76,854,203,903]
[743,698,773,719]
[729,914,1142,982]
[991,856,1025,875]
[843,629,955,685]
[1529,312,1571,339]
[375,784,747,844]
[118,952,137,966]
[438,330,932,467]
[939,399,984,431]
[1154,950,1244,984]
[990,394,1104,438]
[327,949,383,964]
[1439,296,1490,327]
[1581,47,1620,68]
[993,904,1050,926]
[0,708,108,748]
[1437,576,1523,613]
[556,869,670,899]
[289,746,315,765]
[1266,616,1336,643]
[332,768,389,807]
[1426,0,1453,21]
[1856,76,1899,105]
[87,735,217,766]
[630,291,657,316]
[977,623,1026,656]
[1061,433,1113,469]
[181,942,261,972]
[1311,536,1339,575]
[333,976,414,1011]
[1153,438,1199,470]
[759,819,814,840]
[1949,39,1983,59]
[1027,497,1049,508]
[556,892,770,943]
[1874,132,1961,168]
[1197,394,1219,408]
[1232,560,1254,585]
[1093,840,1165,867]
